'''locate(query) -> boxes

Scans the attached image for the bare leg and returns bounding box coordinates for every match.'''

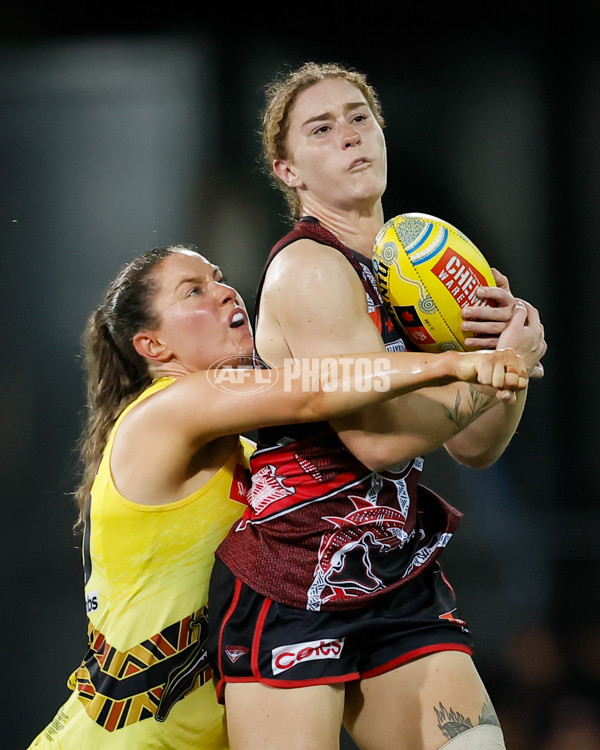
[225,682,346,750]
[344,651,501,750]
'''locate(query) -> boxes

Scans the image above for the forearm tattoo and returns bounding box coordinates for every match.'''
[434,695,501,740]
[442,386,496,433]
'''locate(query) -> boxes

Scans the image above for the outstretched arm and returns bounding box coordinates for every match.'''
[111,343,526,503]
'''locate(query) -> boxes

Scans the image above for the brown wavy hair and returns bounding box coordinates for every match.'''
[74,245,194,524]
[261,62,385,222]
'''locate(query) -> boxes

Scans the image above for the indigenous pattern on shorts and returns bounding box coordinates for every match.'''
[216,218,462,612]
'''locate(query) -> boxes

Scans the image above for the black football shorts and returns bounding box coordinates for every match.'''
[207,558,473,703]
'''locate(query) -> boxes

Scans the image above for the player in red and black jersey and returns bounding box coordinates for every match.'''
[215,217,465,614]
[209,63,546,750]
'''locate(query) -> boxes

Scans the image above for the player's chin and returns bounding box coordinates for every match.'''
[348,172,385,197]
[232,326,254,347]
[236,340,254,359]
[223,338,254,363]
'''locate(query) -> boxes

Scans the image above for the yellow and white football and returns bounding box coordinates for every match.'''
[373,212,497,353]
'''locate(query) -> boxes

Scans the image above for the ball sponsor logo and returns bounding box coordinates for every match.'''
[431,248,491,308]
[393,304,436,346]
[373,255,392,302]
[271,637,345,675]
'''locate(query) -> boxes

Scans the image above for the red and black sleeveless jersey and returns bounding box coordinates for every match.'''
[216,218,462,612]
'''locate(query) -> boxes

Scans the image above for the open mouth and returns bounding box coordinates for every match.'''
[230,311,246,328]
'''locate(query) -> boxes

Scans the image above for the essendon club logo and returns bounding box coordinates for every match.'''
[271,638,345,675]
[225,645,249,663]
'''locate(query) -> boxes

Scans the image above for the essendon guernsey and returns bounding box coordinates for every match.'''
[215,218,462,612]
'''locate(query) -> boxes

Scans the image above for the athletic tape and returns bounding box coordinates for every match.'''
[439,723,505,750]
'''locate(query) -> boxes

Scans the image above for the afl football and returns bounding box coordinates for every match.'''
[373,213,496,353]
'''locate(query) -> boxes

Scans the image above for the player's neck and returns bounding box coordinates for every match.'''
[301,198,384,258]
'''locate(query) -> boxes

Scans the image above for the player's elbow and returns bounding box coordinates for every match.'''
[364,453,407,473]
[445,444,504,470]
[297,390,347,425]
[341,436,417,474]
[457,456,497,471]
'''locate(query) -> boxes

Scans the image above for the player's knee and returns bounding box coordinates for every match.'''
[440,723,505,749]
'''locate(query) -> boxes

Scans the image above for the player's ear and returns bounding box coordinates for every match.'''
[273,159,304,189]
[132,330,173,363]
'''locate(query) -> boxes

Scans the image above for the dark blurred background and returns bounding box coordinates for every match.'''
[2,7,599,749]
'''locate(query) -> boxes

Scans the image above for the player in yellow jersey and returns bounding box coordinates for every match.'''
[27,244,528,749]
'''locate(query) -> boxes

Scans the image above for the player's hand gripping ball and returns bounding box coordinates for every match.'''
[373,213,497,353]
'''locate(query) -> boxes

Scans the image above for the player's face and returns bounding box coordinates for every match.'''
[280,78,387,212]
[150,250,253,371]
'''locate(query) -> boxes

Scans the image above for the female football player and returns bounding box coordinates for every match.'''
[26,244,526,750]
[209,63,546,750]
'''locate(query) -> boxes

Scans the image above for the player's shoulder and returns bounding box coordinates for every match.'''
[266,237,356,285]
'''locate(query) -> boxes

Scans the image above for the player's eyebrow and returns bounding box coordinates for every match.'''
[174,266,222,291]
[175,275,202,291]
[301,101,367,128]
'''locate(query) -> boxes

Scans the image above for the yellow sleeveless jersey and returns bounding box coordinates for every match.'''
[28,377,253,749]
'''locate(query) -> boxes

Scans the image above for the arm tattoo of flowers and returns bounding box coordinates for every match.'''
[442,386,496,433]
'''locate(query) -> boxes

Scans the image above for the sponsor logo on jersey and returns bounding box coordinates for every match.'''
[272,637,345,675]
[85,589,99,613]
